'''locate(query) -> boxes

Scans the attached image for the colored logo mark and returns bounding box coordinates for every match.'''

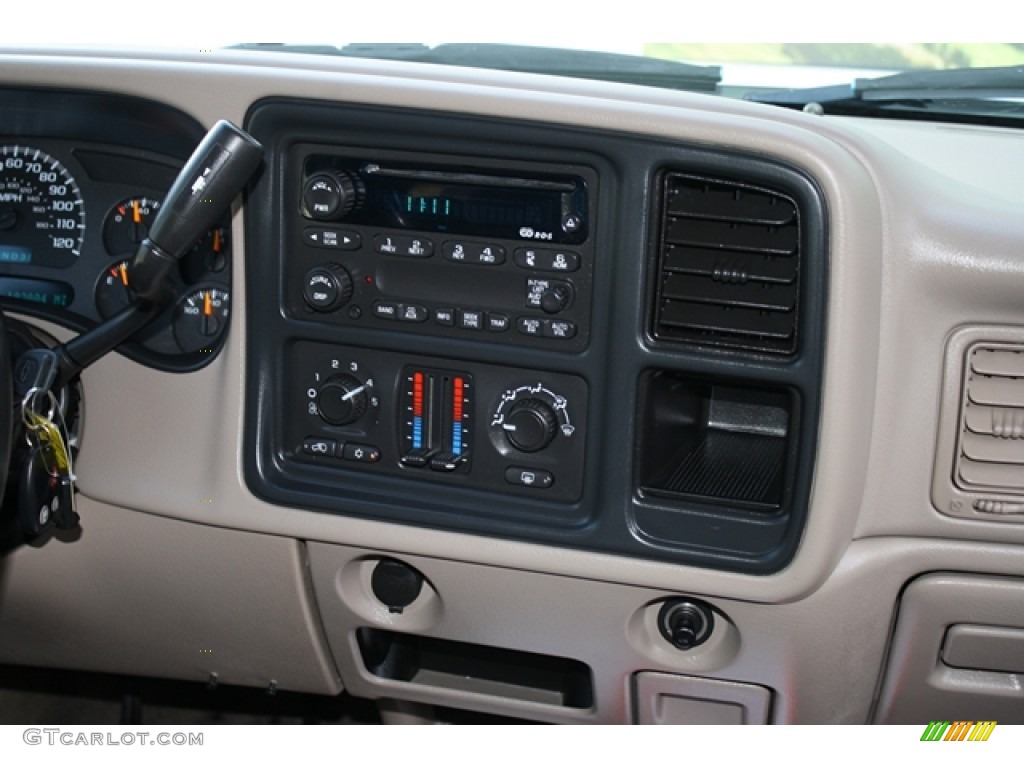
[920,721,996,741]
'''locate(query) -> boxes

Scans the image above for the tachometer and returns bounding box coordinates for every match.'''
[0,145,85,268]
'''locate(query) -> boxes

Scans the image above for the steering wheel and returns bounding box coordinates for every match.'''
[0,310,11,504]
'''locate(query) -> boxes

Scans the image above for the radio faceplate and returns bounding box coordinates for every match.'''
[284,145,596,352]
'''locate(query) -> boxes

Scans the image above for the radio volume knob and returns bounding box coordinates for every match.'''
[302,171,362,221]
[504,398,558,453]
[303,264,353,312]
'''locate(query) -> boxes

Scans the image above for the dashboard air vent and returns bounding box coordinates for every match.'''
[955,344,1024,503]
[652,173,800,355]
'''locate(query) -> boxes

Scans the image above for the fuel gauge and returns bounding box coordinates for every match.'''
[173,287,230,353]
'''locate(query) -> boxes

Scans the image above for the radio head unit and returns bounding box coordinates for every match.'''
[286,146,597,352]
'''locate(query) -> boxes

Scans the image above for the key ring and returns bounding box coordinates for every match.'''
[21,386,58,432]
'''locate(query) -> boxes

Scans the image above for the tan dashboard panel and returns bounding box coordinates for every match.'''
[0,497,340,695]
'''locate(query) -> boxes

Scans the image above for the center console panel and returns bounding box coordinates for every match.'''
[242,100,826,571]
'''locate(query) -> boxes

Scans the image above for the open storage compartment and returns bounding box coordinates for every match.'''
[630,370,809,571]
[636,372,795,512]
[356,628,594,710]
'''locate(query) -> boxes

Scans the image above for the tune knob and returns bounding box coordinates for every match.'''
[504,398,558,453]
[303,264,353,312]
[317,374,368,426]
[539,283,571,314]
[302,171,362,221]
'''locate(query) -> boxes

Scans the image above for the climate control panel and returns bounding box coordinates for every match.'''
[284,341,587,502]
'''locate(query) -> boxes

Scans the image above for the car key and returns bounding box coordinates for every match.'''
[17,445,60,539]
[23,406,72,479]
[20,392,79,531]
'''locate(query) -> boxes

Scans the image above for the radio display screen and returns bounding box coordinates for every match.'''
[304,156,588,244]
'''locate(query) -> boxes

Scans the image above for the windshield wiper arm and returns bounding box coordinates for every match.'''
[231,43,722,93]
[746,65,1024,108]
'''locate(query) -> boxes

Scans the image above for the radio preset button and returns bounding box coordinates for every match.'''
[373,301,399,320]
[399,304,429,323]
[303,227,361,250]
[434,308,455,326]
[514,248,579,272]
[457,309,484,330]
[375,234,433,258]
[443,241,506,265]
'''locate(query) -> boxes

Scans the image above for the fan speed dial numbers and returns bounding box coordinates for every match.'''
[306,358,379,428]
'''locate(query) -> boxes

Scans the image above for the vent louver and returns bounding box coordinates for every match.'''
[653,173,801,355]
[955,344,1024,503]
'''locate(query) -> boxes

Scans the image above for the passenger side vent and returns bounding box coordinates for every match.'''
[652,173,800,355]
[955,344,1024,503]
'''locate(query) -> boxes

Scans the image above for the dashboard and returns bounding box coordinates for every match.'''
[0,47,1023,725]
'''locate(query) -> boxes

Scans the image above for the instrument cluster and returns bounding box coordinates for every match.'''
[0,116,232,370]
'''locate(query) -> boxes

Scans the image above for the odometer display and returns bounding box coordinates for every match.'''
[0,145,85,267]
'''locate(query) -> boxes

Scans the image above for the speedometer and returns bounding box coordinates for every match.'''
[0,145,85,268]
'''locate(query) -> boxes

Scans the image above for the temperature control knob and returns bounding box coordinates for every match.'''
[302,171,362,221]
[317,374,369,426]
[303,264,353,312]
[504,398,558,453]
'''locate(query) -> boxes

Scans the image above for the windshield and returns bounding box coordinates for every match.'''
[5,4,1022,123]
